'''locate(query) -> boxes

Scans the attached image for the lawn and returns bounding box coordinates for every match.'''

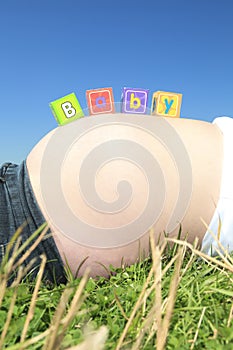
[1,225,233,349]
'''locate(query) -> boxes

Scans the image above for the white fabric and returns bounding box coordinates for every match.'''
[201,117,233,255]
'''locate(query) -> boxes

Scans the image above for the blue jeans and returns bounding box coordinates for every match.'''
[0,161,66,284]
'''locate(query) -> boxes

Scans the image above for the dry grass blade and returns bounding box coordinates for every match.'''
[0,235,22,308]
[116,230,167,350]
[190,306,206,350]
[130,232,184,350]
[0,222,48,309]
[0,254,40,349]
[115,264,154,350]
[2,224,27,265]
[166,237,233,273]
[6,330,51,350]
[58,269,90,333]
[0,267,24,348]
[200,217,233,265]
[12,224,49,270]
[43,268,90,350]
[6,268,92,350]
[131,299,163,350]
[114,290,129,321]
[42,287,74,350]
[156,246,184,350]
[180,238,198,278]
[152,245,162,343]
[227,303,233,327]
[20,255,47,343]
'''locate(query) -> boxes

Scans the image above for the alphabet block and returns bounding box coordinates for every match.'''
[121,87,149,114]
[86,87,115,115]
[151,91,182,118]
[49,92,84,125]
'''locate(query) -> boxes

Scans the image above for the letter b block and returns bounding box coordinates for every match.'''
[86,87,115,115]
[151,91,182,118]
[121,87,149,114]
[49,92,84,125]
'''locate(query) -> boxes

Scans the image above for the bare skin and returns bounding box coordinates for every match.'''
[26,115,223,277]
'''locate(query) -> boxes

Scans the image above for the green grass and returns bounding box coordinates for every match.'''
[1,226,233,349]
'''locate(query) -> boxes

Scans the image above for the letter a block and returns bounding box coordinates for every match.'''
[151,91,182,118]
[86,87,115,115]
[121,87,149,114]
[49,92,84,126]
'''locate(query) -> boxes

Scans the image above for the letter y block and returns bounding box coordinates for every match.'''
[151,91,182,118]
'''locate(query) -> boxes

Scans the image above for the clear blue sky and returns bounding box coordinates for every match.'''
[0,0,233,164]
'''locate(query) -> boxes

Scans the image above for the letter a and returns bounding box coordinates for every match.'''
[61,102,76,118]
[96,96,106,108]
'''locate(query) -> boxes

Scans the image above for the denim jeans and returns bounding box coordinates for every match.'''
[0,161,66,284]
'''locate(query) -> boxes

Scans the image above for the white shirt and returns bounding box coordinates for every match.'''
[201,117,233,255]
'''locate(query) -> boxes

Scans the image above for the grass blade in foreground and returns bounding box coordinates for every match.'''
[1,225,233,349]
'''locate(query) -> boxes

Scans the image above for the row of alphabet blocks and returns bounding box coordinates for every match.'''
[50,88,182,126]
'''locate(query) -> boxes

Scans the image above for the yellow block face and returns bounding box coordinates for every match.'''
[151,91,182,118]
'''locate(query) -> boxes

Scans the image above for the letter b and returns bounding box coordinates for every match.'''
[50,93,84,125]
[122,88,149,114]
[130,93,141,109]
[61,102,76,118]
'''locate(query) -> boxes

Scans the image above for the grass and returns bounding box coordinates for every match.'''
[1,226,233,349]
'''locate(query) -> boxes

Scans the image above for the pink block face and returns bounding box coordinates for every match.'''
[86,88,115,115]
[121,87,149,114]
